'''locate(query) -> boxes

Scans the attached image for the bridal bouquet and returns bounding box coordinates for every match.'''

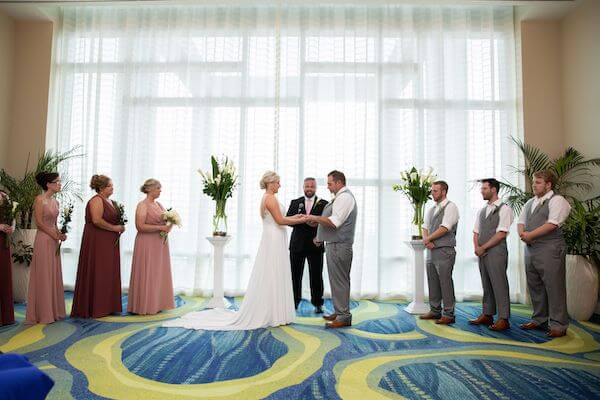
[56,203,74,255]
[112,200,127,246]
[0,193,18,248]
[160,208,181,244]
[198,156,238,236]
[393,167,435,239]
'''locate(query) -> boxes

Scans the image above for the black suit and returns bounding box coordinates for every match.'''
[287,196,328,308]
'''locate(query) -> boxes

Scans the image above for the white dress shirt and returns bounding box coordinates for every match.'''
[328,187,356,228]
[423,198,460,231]
[473,199,514,234]
[517,190,572,227]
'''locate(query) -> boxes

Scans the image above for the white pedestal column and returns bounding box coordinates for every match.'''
[404,240,430,314]
[206,236,232,309]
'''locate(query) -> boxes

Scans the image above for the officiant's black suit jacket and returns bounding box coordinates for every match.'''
[286,197,328,254]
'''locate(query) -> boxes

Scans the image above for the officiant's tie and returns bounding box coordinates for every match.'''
[306,199,313,215]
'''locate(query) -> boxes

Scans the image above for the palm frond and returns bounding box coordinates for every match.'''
[0,171,19,193]
[0,146,84,229]
[498,179,531,215]
[552,147,585,174]
[34,146,83,174]
[511,136,550,182]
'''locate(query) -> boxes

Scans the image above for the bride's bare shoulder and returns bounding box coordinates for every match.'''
[263,193,276,204]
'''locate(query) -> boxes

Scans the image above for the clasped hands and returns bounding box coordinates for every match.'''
[291,214,319,227]
[422,236,435,250]
[519,231,535,245]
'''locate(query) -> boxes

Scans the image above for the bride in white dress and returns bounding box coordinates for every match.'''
[163,171,307,331]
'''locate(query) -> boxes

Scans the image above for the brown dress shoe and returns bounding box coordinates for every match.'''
[435,316,456,325]
[325,320,351,329]
[519,321,546,331]
[547,328,567,338]
[323,314,337,321]
[489,318,510,331]
[419,312,441,320]
[468,314,494,326]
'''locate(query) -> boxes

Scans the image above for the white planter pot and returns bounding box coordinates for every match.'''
[11,228,36,303]
[566,254,599,321]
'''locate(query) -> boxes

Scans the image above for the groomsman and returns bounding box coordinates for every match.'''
[420,181,460,325]
[470,178,514,331]
[286,178,328,313]
[518,170,571,337]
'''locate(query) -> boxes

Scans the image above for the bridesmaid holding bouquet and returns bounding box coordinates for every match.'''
[127,179,175,315]
[71,175,126,319]
[25,172,66,325]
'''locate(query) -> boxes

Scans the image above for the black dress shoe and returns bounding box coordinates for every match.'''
[314,306,324,314]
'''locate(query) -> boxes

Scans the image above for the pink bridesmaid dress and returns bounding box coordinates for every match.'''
[127,200,175,315]
[25,198,66,324]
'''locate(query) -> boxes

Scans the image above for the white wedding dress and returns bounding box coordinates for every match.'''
[163,198,296,330]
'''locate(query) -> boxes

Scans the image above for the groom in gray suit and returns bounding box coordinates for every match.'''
[308,170,357,329]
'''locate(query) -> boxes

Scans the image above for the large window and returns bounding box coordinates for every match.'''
[49,5,521,300]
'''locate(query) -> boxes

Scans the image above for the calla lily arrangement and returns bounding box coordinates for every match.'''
[393,167,436,238]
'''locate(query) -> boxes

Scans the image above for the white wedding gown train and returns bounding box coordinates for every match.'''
[163,201,295,330]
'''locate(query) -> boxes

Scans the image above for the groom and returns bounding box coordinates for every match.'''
[308,170,357,329]
[286,178,328,313]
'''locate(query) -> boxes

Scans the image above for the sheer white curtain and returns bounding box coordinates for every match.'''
[47,4,522,301]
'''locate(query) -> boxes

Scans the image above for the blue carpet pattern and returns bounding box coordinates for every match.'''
[1,293,599,399]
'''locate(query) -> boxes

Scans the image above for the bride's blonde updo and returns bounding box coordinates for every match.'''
[260,171,280,190]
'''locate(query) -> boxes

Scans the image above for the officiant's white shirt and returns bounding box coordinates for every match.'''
[329,187,356,228]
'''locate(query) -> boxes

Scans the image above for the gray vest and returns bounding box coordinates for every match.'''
[524,194,565,251]
[477,203,507,254]
[426,201,457,248]
[317,189,358,244]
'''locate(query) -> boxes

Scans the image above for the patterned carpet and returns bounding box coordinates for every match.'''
[1,293,600,400]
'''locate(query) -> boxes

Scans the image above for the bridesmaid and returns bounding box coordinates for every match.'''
[127,179,175,315]
[71,175,126,319]
[0,190,15,326]
[25,172,67,324]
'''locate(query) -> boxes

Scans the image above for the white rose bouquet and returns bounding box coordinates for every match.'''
[160,208,182,243]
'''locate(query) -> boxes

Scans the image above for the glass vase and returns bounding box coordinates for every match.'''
[412,202,425,240]
[212,201,228,236]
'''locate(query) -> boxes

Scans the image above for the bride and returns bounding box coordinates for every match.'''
[163,171,307,331]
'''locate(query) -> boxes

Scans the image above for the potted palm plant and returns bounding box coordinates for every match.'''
[500,137,600,320]
[562,198,600,320]
[499,137,600,213]
[0,147,82,301]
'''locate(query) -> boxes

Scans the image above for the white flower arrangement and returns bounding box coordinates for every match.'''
[198,155,238,236]
[160,208,182,243]
[392,166,436,238]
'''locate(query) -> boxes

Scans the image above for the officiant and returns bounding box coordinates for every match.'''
[286,177,328,313]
